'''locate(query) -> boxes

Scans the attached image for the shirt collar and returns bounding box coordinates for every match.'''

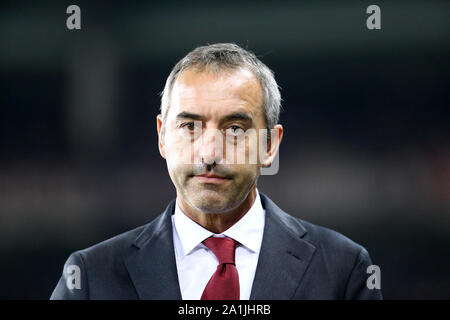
[173,190,265,256]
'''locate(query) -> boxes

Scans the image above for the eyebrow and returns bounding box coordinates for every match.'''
[222,112,253,123]
[175,111,253,123]
[175,112,204,121]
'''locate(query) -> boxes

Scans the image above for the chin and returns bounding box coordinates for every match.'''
[191,190,236,214]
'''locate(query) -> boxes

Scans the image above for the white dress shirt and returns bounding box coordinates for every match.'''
[171,191,266,300]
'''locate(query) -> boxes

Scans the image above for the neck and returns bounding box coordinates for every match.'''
[178,186,257,234]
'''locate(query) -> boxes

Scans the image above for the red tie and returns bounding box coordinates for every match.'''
[201,237,240,300]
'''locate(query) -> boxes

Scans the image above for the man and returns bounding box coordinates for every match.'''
[51,43,382,300]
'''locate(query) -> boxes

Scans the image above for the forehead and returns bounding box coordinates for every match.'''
[169,67,264,121]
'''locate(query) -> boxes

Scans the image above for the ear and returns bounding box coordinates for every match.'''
[261,124,283,167]
[156,114,166,159]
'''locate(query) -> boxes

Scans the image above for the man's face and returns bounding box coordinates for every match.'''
[157,67,268,214]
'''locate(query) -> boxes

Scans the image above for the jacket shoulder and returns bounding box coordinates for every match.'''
[261,192,366,256]
[298,218,366,255]
[51,221,154,300]
[78,224,146,257]
[75,210,167,263]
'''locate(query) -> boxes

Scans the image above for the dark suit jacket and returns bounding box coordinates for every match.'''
[51,193,382,300]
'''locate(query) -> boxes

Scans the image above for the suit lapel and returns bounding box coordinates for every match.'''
[124,194,315,300]
[124,201,182,299]
[250,194,316,299]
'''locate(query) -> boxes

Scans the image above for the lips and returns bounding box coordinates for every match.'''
[193,173,230,183]
[196,173,225,178]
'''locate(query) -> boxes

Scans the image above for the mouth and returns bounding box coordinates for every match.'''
[193,173,231,184]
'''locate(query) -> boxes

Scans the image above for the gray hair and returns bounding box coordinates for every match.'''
[160,43,281,130]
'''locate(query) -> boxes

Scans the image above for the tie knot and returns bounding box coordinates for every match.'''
[203,237,237,265]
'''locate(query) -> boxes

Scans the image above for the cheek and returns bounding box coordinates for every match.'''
[167,163,192,192]
[165,132,195,165]
[223,132,262,165]
[164,135,191,180]
[233,165,259,184]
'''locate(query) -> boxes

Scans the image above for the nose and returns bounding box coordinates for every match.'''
[197,128,223,166]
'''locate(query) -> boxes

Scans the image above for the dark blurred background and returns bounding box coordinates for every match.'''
[0,0,449,299]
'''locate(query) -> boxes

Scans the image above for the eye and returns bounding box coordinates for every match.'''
[180,121,201,132]
[226,125,245,136]
[181,122,195,131]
